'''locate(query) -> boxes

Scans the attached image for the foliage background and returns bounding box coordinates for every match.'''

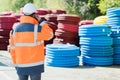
[0,0,120,20]
[98,0,120,14]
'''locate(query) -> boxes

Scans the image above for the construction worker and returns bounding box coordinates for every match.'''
[8,3,53,80]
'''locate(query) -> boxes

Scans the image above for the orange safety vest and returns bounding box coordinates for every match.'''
[9,16,53,67]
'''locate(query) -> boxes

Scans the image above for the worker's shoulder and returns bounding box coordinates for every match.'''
[14,23,42,32]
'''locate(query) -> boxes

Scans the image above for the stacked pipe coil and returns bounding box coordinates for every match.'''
[53,14,80,46]
[36,8,52,15]
[44,14,58,45]
[79,20,93,26]
[0,12,13,16]
[45,14,58,25]
[10,13,22,22]
[36,9,52,21]
[0,16,16,50]
[52,9,66,14]
[93,16,108,24]
[107,7,120,64]
[45,44,80,67]
[79,24,113,66]
[107,8,120,26]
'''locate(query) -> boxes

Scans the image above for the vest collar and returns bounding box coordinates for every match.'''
[20,16,39,24]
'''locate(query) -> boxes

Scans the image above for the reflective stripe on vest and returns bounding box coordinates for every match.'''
[34,24,38,43]
[14,40,44,46]
[39,21,46,26]
[15,61,44,67]
[9,45,15,49]
[13,24,44,47]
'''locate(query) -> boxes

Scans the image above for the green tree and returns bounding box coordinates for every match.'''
[11,0,33,12]
[0,0,12,12]
[98,0,120,14]
[64,0,101,20]
[64,0,88,18]
[34,0,47,8]
[87,0,101,19]
[46,0,65,10]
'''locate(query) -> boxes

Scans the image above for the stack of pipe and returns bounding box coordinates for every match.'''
[53,14,80,46]
[0,16,16,50]
[79,24,113,66]
[107,8,120,64]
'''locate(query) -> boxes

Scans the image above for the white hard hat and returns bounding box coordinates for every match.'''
[23,3,36,15]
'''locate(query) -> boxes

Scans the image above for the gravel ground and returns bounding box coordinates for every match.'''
[0,51,120,80]
[43,65,120,80]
